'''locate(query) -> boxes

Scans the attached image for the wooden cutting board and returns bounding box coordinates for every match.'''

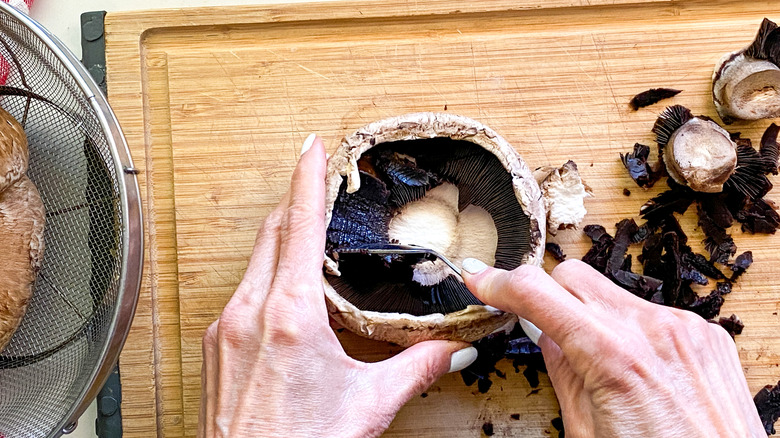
[106,1,780,436]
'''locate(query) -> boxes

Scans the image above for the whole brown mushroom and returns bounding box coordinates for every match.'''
[0,107,45,353]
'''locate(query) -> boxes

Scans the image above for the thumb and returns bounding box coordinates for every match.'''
[370,341,476,407]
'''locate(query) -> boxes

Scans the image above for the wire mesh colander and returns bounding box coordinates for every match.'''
[0,4,142,437]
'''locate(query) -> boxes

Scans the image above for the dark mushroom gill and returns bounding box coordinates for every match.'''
[325,138,532,316]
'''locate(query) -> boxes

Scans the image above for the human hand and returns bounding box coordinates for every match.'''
[198,134,477,438]
[462,258,765,438]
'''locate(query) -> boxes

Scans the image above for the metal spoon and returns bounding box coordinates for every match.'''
[333,243,462,276]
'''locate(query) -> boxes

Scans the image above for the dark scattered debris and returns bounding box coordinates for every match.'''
[682,251,725,280]
[737,198,780,234]
[725,140,774,200]
[687,290,726,320]
[461,322,543,395]
[639,185,694,224]
[629,88,682,111]
[754,380,780,435]
[510,414,521,420]
[745,18,780,65]
[729,251,753,281]
[621,143,661,188]
[699,194,734,229]
[551,416,565,437]
[580,213,742,319]
[623,188,631,196]
[481,422,494,436]
[420,392,428,398]
[715,281,732,296]
[604,219,664,298]
[527,388,542,396]
[716,314,744,338]
[760,123,780,175]
[582,225,615,274]
[697,202,737,265]
[545,242,567,262]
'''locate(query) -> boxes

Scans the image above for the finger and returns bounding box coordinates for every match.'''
[550,259,652,310]
[462,259,597,351]
[272,134,328,297]
[199,321,219,438]
[370,341,474,410]
[229,192,290,308]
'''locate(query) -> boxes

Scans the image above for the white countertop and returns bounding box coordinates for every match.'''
[28,1,334,437]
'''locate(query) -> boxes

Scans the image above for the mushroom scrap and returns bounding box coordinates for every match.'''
[713,18,780,123]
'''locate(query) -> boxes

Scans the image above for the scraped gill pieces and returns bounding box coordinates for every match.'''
[533,160,592,235]
[621,143,660,188]
[322,113,545,347]
[713,18,780,123]
[755,381,780,435]
[629,88,682,111]
[653,105,737,193]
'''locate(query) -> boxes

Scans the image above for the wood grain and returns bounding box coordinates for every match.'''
[106,1,780,436]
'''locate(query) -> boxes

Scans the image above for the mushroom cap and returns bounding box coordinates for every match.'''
[0,176,45,352]
[0,107,28,193]
[323,113,545,346]
[713,53,780,122]
[664,117,737,193]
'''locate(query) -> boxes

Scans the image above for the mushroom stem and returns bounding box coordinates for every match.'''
[664,118,737,193]
[712,18,780,123]
[653,105,738,193]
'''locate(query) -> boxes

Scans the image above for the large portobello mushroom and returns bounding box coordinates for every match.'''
[322,113,545,347]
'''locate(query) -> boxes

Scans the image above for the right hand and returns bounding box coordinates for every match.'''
[462,258,765,438]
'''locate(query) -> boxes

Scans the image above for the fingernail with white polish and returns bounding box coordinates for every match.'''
[462,258,488,275]
[301,133,317,155]
[448,346,478,373]
[518,317,543,345]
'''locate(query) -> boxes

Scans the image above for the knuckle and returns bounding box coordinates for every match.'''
[216,309,255,346]
[260,298,309,346]
[264,318,305,346]
[550,259,587,280]
[507,264,545,288]
[285,202,323,232]
[649,309,682,336]
[709,323,734,344]
[589,332,651,386]
[203,320,219,345]
[256,208,285,241]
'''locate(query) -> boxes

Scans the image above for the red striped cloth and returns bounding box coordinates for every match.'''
[0,0,34,84]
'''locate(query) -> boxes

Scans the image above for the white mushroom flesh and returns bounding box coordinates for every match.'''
[387,182,497,286]
[536,161,591,235]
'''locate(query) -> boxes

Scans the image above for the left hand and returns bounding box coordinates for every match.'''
[198,134,476,438]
